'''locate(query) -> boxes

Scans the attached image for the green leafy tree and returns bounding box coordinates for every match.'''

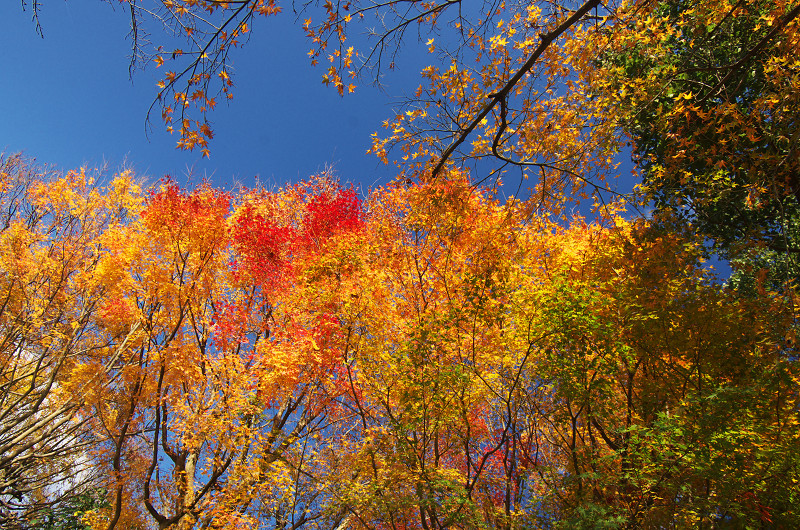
[29,490,108,530]
[529,214,800,527]
[596,0,800,286]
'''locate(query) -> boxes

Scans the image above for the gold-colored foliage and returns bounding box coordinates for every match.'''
[1,155,796,528]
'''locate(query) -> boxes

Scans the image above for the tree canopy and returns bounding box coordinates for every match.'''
[2,158,798,528]
[7,0,800,528]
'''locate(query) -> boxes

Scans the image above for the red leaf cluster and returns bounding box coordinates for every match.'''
[142,177,230,235]
[211,300,251,352]
[232,203,295,287]
[301,187,362,245]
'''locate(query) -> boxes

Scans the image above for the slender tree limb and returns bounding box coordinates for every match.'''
[431,0,602,178]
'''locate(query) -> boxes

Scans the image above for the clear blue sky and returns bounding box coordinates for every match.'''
[1,2,423,191]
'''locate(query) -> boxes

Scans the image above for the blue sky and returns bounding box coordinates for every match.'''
[1,2,424,191]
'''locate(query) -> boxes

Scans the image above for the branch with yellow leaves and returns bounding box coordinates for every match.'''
[431,0,601,178]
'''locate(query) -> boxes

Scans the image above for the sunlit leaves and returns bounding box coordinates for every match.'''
[232,202,294,289]
[11,170,371,528]
[4,152,798,528]
[0,155,143,526]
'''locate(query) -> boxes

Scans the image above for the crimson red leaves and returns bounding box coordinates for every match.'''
[302,187,363,244]
[142,178,230,242]
[232,183,363,287]
[233,203,294,287]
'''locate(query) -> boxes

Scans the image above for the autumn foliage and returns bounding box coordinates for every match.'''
[8,0,800,527]
[1,156,796,528]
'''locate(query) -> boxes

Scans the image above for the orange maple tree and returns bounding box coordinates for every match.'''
[67,174,370,529]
